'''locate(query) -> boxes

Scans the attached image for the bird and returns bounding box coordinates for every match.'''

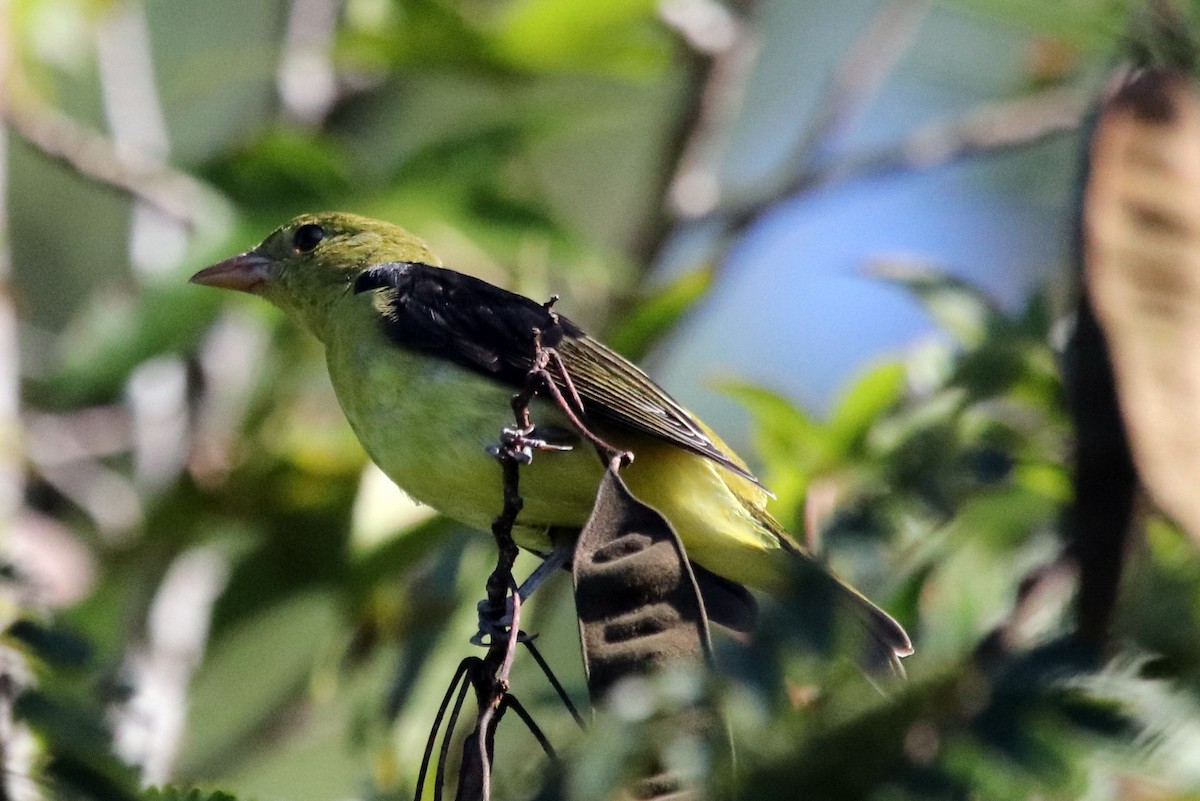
[191,211,912,670]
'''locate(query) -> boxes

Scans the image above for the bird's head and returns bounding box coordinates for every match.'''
[191,212,439,339]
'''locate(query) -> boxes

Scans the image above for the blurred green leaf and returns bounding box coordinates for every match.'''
[179,591,339,778]
[827,361,907,455]
[490,0,668,76]
[720,380,826,465]
[606,267,713,360]
[201,128,351,214]
[719,379,826,514]
[143,788,242,801]
[35,279,222,407]
[5,619,92,668]
[338,0,499,72]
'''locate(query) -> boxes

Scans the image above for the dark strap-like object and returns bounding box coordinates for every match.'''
[573,466,726,801]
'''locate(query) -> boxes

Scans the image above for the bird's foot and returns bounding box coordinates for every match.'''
[487,425,573,465]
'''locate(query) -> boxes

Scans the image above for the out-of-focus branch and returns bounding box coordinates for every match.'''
[25,407,142,540]
[1,92,228,236]
[110,547,230,786]
[717,84,1088,238]
[625,0,760,271]
[785,0,933,174]
[0,0,23,537]
[0,1,37,794]
[96,0,190,278]
[654,2,1084,273]
[277,0,340,125]
[822,85,1088,187]
[664,0,932,227]
[657,0,761,224]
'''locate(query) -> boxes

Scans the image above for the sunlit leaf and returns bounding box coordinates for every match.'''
[490,0,668,76]
[827,361,906,455]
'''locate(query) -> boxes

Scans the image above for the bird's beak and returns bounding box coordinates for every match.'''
[190,251,272,295]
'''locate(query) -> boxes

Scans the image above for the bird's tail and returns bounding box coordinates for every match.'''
[791,555,913,675]
[756,510,913,674]
[840,578,914,675]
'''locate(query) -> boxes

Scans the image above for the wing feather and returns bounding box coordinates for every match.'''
[354,261,763,486]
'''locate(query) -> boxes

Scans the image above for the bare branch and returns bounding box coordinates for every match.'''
[277,0,340,125]
[786,0,934,173]
[718,84,1088,237]
[668,0,931,223]
[827,85,1089,184]
[1,93,229,236]
[660,1,760,222]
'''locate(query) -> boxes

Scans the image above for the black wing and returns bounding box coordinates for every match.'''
[354,262,762,486]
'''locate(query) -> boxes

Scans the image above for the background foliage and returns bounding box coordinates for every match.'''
[2,0,1200,799]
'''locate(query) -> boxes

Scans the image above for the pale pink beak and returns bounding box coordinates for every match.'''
[190,251,272,294]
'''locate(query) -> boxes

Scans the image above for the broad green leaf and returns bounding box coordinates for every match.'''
[337,0,498,72]
[178,591,339,777]
[827,361,906,455]
[718,380,826,470]
[719,380,827,520]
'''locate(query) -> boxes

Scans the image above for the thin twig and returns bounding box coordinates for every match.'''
[545,350,586,420]
[469,382,533,800]
[543,371,631,466]
[1,92,228,233]
[637,0,759,260]
[473,578,520,801]
[438,328,641,799]
[435,668,474,801]
[786,0,933,172]
[501,694,558,761]
[717,84,1089,238]
[524,640,584,728]
[414,658,471,801]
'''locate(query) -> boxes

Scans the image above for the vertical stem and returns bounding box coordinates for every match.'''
[96,0,186,278]
[0,4,33,799]
[277,0,339,125]
[0,0,22,529]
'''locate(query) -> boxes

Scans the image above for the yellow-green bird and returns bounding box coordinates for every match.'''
[192,212,912,669]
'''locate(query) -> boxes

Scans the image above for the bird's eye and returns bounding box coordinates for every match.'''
[292,223,325,253]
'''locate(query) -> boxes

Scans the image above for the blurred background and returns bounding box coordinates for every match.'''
[3,1,1200,799]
